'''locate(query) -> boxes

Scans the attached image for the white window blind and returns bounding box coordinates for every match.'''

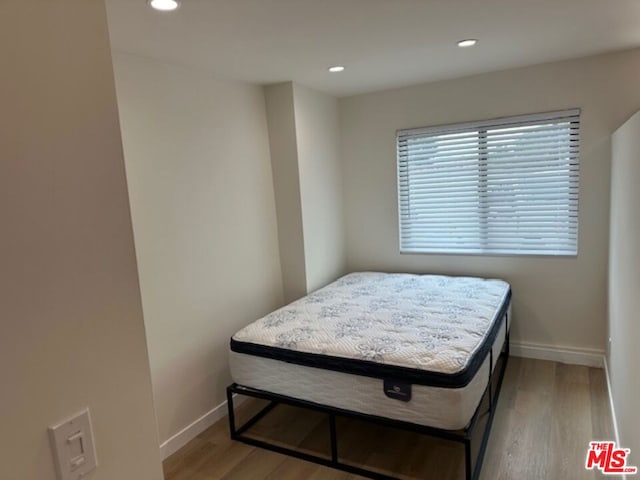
[397,109,580,256]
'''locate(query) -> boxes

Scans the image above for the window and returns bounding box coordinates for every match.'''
[397,109,580,256]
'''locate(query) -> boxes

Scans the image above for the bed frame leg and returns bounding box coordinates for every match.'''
[329,413,339,463]
[226,385,237,438]
[505,311,510,357]
[464,439,473,480]
[488,349,493,413]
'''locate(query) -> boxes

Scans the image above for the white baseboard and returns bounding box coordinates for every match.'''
[603,357,626,480]
[159,394,246,460]
[602,357,621,445]
[510,341,605,368]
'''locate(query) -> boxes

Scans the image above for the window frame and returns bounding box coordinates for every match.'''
[396,109,580,257]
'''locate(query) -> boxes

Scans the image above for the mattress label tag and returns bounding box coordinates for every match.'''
[383,379,412,402]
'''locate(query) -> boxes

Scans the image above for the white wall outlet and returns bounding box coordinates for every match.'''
[48,408,98,480]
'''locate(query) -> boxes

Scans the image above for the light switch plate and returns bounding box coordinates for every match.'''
[48,408,98,480]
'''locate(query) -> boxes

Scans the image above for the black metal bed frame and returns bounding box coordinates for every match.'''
[227,314,509,480]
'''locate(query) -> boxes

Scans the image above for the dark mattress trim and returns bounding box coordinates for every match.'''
[230,288,511,389]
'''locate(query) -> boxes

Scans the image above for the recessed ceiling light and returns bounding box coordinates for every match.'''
[148,0,180,11]
[328,66,345,73]
[457,39,478,48]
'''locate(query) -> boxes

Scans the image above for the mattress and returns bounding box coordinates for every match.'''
[230,272,511,430]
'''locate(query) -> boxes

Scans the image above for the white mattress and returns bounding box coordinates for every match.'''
[230,272,511,430]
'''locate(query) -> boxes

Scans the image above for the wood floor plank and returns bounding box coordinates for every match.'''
[164,437,217,480]
[549,363,594,480]
[164,358,614,480]
[218,448,289,480]
[493,356,556,479]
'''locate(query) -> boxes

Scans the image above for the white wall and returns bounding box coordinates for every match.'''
[609,111,640,459]
[294,84,346,293]
[0,2,163,480]
[112,53,284,444]
[265,82,346,301]
[340,48,640,353]
[264,83,309,302]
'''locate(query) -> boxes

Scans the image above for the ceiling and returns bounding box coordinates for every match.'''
[106,0,640,97]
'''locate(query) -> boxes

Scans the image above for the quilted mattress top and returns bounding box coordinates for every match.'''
[231,272,510,387]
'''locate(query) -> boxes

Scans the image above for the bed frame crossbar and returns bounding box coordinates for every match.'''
[227,313,509,480]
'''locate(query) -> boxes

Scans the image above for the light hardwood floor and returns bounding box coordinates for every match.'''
[164,357,613,480]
